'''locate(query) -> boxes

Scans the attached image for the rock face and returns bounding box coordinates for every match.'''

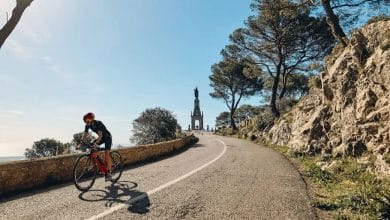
[267,20,390,176]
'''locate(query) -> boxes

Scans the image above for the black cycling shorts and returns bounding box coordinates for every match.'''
[97,135,112,150]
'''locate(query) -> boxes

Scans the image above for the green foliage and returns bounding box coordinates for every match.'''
[263,73,311,100]
[215,111,230,127]
[276,98,298,113]
[384,152,390,164]
[284,73,311,98]
[235,104,264,121]
[256,108,276,131]
[216,127,236,136]
[175,132,186,139]
[24,138,67,159]
[273,144,290,155]
[310,0,390,36]
[299,156,390,219]
[380,29,390,51]
[131,107,178,145]
[209,51,263,129]
[308,76,322,90]
[230,0,335,116]
[226,127,236,136]
[302,159,336,185]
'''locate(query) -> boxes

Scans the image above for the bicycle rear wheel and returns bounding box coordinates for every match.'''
[73,155,97,192]
[110,151,123,183]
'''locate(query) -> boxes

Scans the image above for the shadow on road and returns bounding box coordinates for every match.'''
[190,143,205,148]
[78,181,150,214]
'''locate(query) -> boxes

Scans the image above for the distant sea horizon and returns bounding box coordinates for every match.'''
[0,156,26,163]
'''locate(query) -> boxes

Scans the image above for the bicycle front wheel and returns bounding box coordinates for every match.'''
[110,151,123,183]
[73,155,97,192]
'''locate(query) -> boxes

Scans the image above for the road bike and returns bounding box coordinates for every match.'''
[73,142,123,192]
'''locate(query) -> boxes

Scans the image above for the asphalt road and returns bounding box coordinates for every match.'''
[0,133,315,220]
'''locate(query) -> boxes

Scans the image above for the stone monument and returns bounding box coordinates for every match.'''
[191,87,204,130]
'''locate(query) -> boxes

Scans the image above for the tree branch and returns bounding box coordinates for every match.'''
[331,0,373,9]
[0,0,34,49]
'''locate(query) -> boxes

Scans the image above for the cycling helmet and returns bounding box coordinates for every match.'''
[83,112,95,121]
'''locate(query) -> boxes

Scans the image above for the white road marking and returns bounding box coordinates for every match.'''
[86,139,228,220]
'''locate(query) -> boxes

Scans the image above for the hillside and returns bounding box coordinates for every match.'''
[266,20,390,177]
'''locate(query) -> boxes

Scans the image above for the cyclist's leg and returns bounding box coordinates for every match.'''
[104,137,112,173]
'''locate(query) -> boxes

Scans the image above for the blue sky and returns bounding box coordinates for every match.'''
[0,0,259,156]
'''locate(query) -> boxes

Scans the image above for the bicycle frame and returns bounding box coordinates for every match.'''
[74,143,123,192]
[90,149,107,174]
[81,143,108,174]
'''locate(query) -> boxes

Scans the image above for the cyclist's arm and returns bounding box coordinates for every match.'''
[94,131,103,145]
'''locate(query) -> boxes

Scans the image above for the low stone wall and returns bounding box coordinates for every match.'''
[0,135,195,197]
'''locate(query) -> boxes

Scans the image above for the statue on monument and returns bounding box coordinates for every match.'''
[194,87,199,98]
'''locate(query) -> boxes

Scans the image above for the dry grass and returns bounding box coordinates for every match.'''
[267,144,390,220]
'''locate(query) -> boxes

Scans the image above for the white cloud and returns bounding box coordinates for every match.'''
[0,110,24,119]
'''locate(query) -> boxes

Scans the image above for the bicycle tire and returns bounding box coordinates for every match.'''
[73,154,97,192]
[110,151,123,183]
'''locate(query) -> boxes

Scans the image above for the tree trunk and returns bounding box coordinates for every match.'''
[271,50,282,117]
[270,74,281,117]
[230,113,238,131]
[0,0,33,49]
[279,73,288,99]
[321,0,348,47]
[230,95,238,131]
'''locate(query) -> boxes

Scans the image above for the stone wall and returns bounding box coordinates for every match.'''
[0,135,195,196]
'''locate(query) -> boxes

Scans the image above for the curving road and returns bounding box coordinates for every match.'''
[0,134,315,220]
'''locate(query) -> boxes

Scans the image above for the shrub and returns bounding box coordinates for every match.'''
[380,29,390,51]
[384,152,390,164]
[131,107,178,145]
[303,159,335,185]
[308,76,322,90]
[257,109,275,131]
[25,138,67,159]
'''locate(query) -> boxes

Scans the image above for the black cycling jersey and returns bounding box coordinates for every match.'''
[85,120,112,140]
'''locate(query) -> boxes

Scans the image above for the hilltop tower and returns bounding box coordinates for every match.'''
[191,87,204,130]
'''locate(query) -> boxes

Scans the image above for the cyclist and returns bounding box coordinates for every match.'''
[81,112,113,181]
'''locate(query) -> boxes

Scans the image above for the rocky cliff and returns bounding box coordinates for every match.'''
[267,20,390,176]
